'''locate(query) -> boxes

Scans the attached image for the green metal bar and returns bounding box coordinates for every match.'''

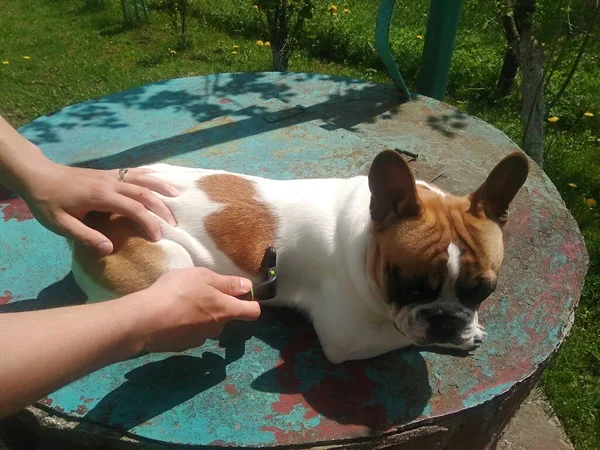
[416,0,464,101]
[376,0,411,100]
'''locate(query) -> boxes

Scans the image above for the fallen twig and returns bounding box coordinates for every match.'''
[429,173,444,184]
[394,148,418,159]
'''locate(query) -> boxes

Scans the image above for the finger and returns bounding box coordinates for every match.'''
[95,193,162,241]
[122,169,180,197]
[116,182,176,226]
[58,214,114,255]
[199,269,253,296]
[221,295,262,322]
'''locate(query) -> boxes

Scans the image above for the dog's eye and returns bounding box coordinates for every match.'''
[388,269,438,305]
[406,277,438,302]
[458,278,496,306]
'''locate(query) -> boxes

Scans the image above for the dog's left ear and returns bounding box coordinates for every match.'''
[368,149,420,224]
[469,151,529,225]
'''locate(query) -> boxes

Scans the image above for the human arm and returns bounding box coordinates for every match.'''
[0,115,179,255]
[0,268,260,418]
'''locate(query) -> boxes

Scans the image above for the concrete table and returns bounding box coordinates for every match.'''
[0,73,588,450]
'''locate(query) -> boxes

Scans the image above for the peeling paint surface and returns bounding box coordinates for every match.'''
[0,73,588,447]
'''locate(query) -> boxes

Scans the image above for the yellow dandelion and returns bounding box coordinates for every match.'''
[328,4,337,13]
[332,11,337,16]
[423,13,427,17]
[256,40,264,46]
[343,8,350,13]
[541,42,546,47]
[253,4,259,9]
[417,35,423,40]
[232,51,238,55]
[265,41,271,47]
[169,49,176,55]
[568,183,577,188]
[232,44,239,50]
[597,137,600,143]
[22,56,30,60]
[548,116,559,123]
[584,112,594,117]
[2,61,8,65]
[585,198,597,208]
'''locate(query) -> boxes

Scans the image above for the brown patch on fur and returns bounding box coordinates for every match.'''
[373,185,504,298]
[197,174,276,274]
[73,212,168,296]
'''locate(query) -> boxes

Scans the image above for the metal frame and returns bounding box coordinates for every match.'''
[376,0,464,101]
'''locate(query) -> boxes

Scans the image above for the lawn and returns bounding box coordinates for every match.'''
[1,0,599,448]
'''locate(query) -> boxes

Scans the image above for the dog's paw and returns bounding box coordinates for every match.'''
[459,322,487,351]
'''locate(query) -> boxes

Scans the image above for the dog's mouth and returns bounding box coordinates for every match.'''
[395,310,470,347]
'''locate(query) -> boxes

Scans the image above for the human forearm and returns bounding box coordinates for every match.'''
[0,115,51,196]
[0,295,145,418]
[0,268,259,419]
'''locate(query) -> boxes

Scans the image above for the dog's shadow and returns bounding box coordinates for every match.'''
[220,310,434,434]
[3,276,435,438]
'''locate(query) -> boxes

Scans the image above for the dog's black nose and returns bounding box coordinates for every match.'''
[419,306,472,342]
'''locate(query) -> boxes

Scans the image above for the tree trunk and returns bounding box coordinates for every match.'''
[519,34,544,167]
[272,47,289,71]
[497,0,537,96]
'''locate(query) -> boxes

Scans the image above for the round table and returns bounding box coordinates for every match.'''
[0,73,588,450]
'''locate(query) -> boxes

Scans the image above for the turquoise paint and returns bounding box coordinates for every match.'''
[417,0,465,100]
[375,0,411,99]
[0,73,587,447]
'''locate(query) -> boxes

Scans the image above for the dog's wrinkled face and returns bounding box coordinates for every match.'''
[367,150,529,349]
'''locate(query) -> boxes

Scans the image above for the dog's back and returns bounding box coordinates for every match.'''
[71,163,365,304]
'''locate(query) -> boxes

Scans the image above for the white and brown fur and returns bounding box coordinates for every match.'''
[71,150,529,364]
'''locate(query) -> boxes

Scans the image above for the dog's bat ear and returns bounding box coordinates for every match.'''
[368,150,420,224]
[469,152,529,226]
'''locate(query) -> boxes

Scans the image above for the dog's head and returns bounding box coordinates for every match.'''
[367,149,529,349]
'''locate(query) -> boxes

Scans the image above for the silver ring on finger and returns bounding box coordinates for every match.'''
[118,168,129,182]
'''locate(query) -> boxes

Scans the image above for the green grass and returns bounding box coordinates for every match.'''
[1,0,599,448]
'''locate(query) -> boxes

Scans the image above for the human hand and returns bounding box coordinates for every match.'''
[131,268,261,353]
[20,159,179,256]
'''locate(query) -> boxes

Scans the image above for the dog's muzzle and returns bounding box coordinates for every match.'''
[417,305,473,344]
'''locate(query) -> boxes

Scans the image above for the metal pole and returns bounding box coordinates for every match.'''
[416,0,464,101]
[376,0,411,100]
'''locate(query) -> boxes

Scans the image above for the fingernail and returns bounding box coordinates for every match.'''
[239,278,252,293]
[169,186,180,196]
[98,241,112,255]
[168,215,177,226]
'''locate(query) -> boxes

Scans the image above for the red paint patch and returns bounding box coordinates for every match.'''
[224,384,237,395]
[0,290,12,305]
[84,398,94,404]
[72,404,88,415]
[560,240,585,261]
[1,197,34,222]
[21,236,27,241]
[263,327,390,444]
[39,397,53,407]
[219,98,232,104]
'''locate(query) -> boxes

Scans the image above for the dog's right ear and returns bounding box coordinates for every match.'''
[368,150,420,224]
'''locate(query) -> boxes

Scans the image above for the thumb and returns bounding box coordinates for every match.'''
[203,270,253,297]
[59,214,114,256]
